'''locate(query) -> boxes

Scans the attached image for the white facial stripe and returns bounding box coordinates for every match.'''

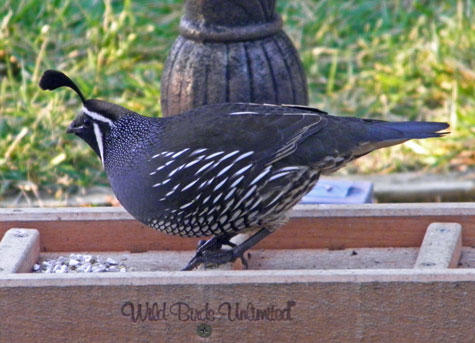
[93,123,104,165]
[82,107,115,126]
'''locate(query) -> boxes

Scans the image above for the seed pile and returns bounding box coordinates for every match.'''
[33,253,127,273]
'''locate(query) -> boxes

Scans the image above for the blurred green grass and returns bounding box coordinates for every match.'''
[0,0,473,201]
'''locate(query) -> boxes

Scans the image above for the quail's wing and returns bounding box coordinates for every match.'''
[145,103,328,213]
[159,103,328,164]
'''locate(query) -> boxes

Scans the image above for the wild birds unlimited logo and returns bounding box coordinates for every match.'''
[121,300,297,323]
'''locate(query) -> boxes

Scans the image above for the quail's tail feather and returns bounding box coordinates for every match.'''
[369,121,449,141]
[346,120,449,159]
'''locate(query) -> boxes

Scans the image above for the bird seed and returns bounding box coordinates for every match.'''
[33,253,127,273]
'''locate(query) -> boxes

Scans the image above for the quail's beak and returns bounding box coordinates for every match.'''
[66,122,75,134]
[67,115,87,134]
[66,122,77,134]
[66,122,85,134]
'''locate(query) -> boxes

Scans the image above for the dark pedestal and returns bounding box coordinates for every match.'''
[160,0,308,116]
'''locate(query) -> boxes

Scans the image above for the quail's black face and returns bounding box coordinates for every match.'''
[67,112,101,157]
[66,100,127,163]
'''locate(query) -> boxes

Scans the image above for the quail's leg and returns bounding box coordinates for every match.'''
[196,233,236,253]
[181,228,272,271]
[182,233,236,271]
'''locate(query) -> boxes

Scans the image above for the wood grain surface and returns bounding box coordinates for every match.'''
[0,203,473,252]
[0,269,474,343]
[0,204,474,342]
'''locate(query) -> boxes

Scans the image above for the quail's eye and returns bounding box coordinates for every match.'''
[83,118,92,126]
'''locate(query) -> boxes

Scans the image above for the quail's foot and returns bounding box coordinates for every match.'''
[182,245,248,271]
[182,228,273,270]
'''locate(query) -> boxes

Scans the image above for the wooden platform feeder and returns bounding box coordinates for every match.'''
[0,203,474,342]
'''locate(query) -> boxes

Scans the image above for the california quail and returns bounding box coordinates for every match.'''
[39,70,449,270]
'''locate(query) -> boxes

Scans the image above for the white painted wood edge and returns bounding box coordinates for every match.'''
[1,268,474,287]
[0,203,474,222]
[415,222,462,269]
[0,228,40,273]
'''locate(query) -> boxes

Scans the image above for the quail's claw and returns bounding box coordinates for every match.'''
[181,229,271,270]
[181,247,233,271]
[239,253,249,269]
[181,256,200,271]
[182,245,250,270]
[182,237,222,270]
[182,234,236,270]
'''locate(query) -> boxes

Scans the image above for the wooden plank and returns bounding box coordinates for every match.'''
[0,269,474,343]
[0,203,473,252]
[415,223,462,268]
[0,228,40,273]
